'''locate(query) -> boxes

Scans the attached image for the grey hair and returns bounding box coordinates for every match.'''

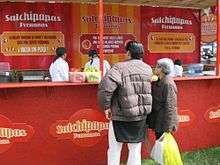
[157,58,174,75]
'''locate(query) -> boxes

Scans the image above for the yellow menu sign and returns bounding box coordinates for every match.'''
[1,31,64,56]
[148,32,195,53]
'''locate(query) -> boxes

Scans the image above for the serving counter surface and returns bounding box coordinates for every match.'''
[174,75,220,81]
[0,75,220,89]
[0,82,99,89]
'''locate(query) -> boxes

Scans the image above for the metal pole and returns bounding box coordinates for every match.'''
[217,0,220,75]
[99,0,104,77]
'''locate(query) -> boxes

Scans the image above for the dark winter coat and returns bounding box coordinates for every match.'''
[147,76,178,132]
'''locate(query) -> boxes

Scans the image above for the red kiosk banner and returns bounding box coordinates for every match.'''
[141,7,201,65]
[204,106,220,123]
[71,3,140,69]
[178,110,195,127]
[0,3,140,70]
[0,114,34,154]
[0,3,202,69]
[0,2,71,69]
[49,109,108,147]
[201,6,217,43]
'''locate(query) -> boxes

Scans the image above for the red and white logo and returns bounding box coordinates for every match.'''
[205,106,220,123]
[0,114,34,154]
[49,109,109,147]
[178,110,195,127]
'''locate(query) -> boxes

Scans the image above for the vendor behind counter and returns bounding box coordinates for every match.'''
[49,47,69,82]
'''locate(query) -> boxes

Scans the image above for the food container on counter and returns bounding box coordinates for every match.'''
[69,72,86,83]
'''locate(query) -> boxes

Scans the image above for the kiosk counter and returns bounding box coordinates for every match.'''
[0,77,220,165]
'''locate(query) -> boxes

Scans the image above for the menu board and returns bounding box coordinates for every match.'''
[148,32,195,53]
[80,33,135,54]
[1,32,64,56]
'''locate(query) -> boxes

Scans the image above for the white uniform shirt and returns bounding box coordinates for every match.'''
[84,57,111,75]
[49,57,69,82]
[174,65,183,77]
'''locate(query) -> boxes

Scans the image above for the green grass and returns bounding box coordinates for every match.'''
[121,146,220,165]
[181,147,220,165]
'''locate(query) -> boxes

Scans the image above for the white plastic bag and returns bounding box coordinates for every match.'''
[150,133,183,165]
[150,134,164,165]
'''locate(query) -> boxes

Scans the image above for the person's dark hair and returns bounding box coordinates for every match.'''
[174,59,182,66]
[53,47,66,62]
[88,49,98,58]
[125,41,144,59]
[88,49,99,65]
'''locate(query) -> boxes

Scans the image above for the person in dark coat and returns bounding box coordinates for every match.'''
[98,41,152,165]
[147,58,178,140]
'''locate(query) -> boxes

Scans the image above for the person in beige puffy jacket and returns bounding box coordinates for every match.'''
[98,41,152,165]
